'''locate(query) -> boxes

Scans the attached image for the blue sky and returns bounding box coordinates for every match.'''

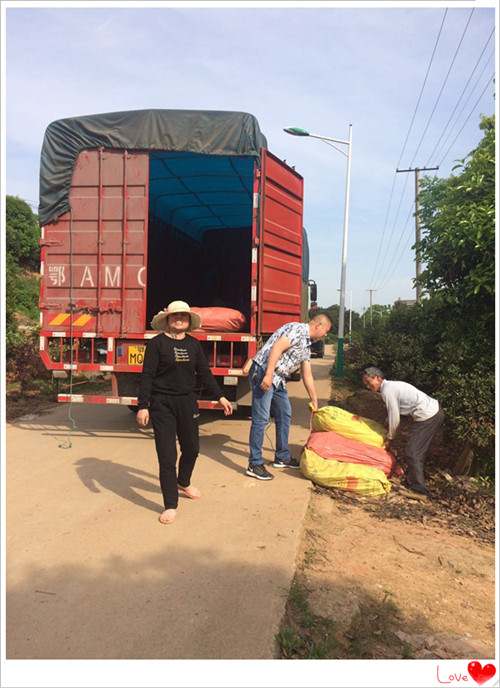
[5,5,496,313]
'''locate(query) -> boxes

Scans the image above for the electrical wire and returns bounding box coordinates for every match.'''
[374,9,475,293]
[368,174,398,290]
[396,8,449,170]
[371,172,411,290]
[438,74,495,167]
[378,77,493,296]
[378,230,415,295]
[376,204,415,293]
[433,54,494,164]
[368,9,448,290]
[378,75,493,297]
[424,29,495,167]
[408,8,475,168]
[381,227,414,289]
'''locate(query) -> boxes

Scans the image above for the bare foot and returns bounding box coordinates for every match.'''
[158,508,177,524]
[178,485,201,499]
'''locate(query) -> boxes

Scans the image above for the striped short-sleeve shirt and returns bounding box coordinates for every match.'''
[253,322,311,388]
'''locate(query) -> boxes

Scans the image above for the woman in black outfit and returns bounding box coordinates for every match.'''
[137,301,233,524]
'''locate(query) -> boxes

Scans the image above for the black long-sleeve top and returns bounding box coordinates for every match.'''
[137,333,223,409]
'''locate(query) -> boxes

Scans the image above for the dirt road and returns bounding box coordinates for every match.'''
[6,355,332,659]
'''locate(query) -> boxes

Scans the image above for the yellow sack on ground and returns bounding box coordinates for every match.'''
[300,448,391,497]
[311,405,386,447]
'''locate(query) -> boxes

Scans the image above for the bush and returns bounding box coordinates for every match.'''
[6,331,51,394]
[345,303,494,477]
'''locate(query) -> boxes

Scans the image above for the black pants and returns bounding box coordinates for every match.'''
[405,408,444,489]
[150,393,200,510]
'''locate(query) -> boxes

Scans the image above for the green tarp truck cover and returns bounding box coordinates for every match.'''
[38,109,268,226]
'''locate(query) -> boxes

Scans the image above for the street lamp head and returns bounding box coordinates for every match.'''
[283,127,310,137]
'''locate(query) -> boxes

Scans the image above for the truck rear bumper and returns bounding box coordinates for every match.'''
[57,394,237,411]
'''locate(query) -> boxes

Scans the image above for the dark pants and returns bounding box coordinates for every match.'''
[150,393,199,509]
[405,408,444,489]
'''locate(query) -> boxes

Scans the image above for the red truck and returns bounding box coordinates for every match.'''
[38,109,312,410]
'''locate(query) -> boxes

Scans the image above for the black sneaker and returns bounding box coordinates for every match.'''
[246,464,274,480]
[272,457,301,469]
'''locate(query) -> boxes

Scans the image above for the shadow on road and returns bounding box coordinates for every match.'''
[5,547,468,661]
[75,457,162,514]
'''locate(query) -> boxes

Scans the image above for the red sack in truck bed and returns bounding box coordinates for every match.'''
[306,430,396,476]
[191,307,246,332]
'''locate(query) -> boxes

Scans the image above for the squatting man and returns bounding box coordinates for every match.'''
[362,366,444,497]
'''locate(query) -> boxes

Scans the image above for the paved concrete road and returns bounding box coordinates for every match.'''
[6,351,333,659]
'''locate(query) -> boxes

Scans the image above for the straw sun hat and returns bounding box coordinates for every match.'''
[151,300,202,332]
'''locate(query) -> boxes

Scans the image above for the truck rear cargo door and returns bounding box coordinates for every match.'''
[258,149,304,333]
[39,150,149,335]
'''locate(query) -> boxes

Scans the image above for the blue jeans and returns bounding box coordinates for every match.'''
[248,363,292,465]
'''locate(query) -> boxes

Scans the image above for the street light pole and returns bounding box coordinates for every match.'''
[336,124,352,376]
[284,124,352,376]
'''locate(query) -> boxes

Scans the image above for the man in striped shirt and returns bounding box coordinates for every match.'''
[362,366,444,497]
[247,314,332,481]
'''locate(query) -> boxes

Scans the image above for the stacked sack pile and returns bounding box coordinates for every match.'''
[300,406,397,497]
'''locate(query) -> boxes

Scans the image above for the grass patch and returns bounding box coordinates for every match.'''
[275,578,337,659]
[343,591,409,659]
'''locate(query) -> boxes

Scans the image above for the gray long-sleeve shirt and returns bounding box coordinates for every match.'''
[380,380,439,439]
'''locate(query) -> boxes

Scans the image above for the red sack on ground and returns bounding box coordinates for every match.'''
[191,307,246,332]
[306,429,396,476]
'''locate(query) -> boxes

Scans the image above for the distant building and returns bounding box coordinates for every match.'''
[394,298,417,307]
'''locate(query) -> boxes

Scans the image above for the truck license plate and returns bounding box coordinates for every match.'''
[128,345,145,365]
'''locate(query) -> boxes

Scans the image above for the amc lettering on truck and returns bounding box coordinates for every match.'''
[38,109,314,410]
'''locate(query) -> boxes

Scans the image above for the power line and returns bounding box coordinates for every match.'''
[378,75,494,298]
[368,9,448,290]
[438,74,495,167]
[371,169,413,289]
[378,203,414,291]
[378,77,494,297]
[433,54,494,164]
[368,174,397,289]
[377,9,475,291]
[407,8,475,168]
[377,205,415,293]
[424,28,494,167]
[379,231,416,296]
[396,8,449,169]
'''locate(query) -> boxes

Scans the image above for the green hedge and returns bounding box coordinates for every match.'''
[345,302,494,477]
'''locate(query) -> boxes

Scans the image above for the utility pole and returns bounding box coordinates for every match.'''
[396,165,439,303]
[366,289,377,325]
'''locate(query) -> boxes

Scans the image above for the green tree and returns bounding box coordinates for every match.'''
[418,115,495,313]
[6,195,41,351]
[6,253,22,348]
[6,195,40,269]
